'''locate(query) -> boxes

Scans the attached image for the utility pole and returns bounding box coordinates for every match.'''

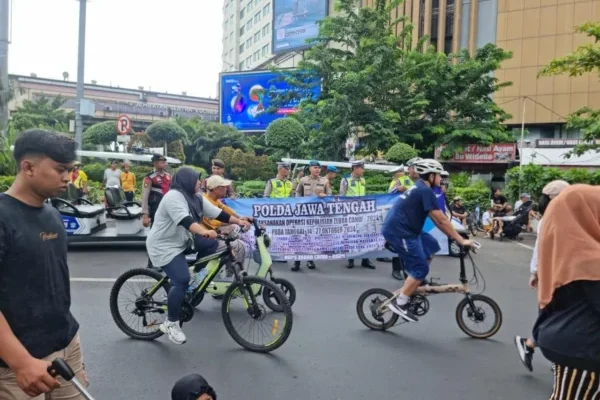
[74,0,87,152]
[0,0,10,138]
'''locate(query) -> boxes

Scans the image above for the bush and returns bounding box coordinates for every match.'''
[215,147,274,181]
[146,121,186,144]
[0,176,15,191]
[446,180,490,211]
[385,143,418,164]
[265,118,306,155]
[84,121,121,146]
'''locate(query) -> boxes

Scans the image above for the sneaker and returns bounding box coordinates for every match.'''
[388,300,419,322]
[159,320,187,345]
[514,335,534,372]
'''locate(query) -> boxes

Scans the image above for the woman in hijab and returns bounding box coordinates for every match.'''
[532,184,600,398]
[146,167,249,345]
[515,180,570,371]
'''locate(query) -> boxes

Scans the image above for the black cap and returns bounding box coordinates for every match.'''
[171,374,217,400]
[212,159,225,168]
[152,154,166,163]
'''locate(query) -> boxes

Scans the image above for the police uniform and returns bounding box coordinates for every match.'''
[264,162,293,198]
[388,169,413,194]
[340,161,375,270]
[142,170,172,223]
[292,160,331,271]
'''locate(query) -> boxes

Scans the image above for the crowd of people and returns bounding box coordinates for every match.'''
[1,129,599,399]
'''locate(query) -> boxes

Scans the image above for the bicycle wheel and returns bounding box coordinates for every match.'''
[455,294,503,339]
[263,277,297,311]
[221,276,293,353]
[109,268,171,340]
[356,288,400,330]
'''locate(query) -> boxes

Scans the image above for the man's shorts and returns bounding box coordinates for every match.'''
[388,232,440,280]
[483,224,492,233]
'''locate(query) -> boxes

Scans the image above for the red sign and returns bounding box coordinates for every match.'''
[435,143,516,163]
[116,114,132,135]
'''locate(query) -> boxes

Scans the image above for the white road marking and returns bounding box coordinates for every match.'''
[511,241,534,251]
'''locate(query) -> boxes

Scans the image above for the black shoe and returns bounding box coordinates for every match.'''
[346,260,355,269]
[291,261,300,272]
[514,336,534,372]
[388,301,419,322]
[392,271,404,281]
[307,261,316,270]
[361,259,376,269]
[377,257,393,262]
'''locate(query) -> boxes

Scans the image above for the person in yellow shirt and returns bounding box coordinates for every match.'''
[120,162,137,201]
[201,175,249,230]
[70,161,88,199]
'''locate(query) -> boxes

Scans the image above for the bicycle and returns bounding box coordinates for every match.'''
[109,221,294,353]
[467,205,482,237]
[356,240,503,339]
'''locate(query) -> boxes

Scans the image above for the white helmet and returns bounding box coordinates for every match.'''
[406,157,423,167]
[441,170,449,177]
[412,158,444,175]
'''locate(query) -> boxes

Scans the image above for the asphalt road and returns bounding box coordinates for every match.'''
[67,237,552,400]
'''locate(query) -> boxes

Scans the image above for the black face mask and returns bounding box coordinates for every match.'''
[538,194,552,216]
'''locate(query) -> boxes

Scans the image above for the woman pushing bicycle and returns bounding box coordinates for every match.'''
[381,159,474,322]
[145,167,250,345]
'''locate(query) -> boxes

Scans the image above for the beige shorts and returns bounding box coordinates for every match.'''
[0,333,89,400]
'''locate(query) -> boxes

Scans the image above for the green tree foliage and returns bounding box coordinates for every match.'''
[146,121,186,145]
[446,180,491,211]
[167,140,186,163]
[83,121,121,146]
[384,142,418,164]
[11,96,74,134]
[270,0,512,160]
[265,118,307,156]
[0,124,17,176]
[214,146,273,181]
[539,22,600,156]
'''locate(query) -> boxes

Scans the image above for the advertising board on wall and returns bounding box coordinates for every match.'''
[435,143,517,163]
[272,0,329,54]
[219,69,320,132]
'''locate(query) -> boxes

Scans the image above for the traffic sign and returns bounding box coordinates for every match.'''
[116,114,132,135]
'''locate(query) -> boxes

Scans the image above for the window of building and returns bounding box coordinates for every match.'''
[247,20,253,30]
[246,38,252,48]
[253,50,260,61]
[240,7,245,19]
[262,44,269,57]
[246,56,251,68]
[240,25,245,36]
[254,32,261,43]
[239,43,245,53]
[254,12,261,24]
[262,23,270,36]
[239,61,244,70]
[255,0,260,5]
[247,1,253,11]
[263,3,270,17]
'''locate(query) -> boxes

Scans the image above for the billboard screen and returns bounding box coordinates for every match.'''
[272,0,329,54]
[219,70,320,132]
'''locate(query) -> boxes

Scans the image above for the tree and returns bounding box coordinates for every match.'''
[83,121,121,146]
[146,121,186,146]
[11,96,74,134]
[265,118,307,156]
[271,0,512,160]
[385,142,418,164]
[539,22,600,156]
[215,146,273,181]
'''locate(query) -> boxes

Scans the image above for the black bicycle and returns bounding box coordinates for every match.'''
[109,223,293,353]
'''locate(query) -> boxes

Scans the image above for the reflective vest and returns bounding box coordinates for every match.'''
[389,177,413,191]
[345,176,366,196]
[269,178,293,198]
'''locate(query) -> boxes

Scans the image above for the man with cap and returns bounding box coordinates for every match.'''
[200,159,236,199]
[388,166,413,194]
[142,154,172,269]
[70,161,88,199]
[293,160,332,271]
[450,196,468,226]
[340,160,376,269]
[325,165,338,187]
[264,162,293,198]
[171,373,217,400]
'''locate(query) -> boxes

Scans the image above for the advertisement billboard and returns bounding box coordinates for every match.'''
[435,144,517,163]
[219,70,320,132]
[272,0,329,54]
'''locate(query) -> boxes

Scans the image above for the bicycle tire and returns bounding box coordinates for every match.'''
[263,277,297,311]
[356,288,400,330]
[455,294,503,339]
[109,268,171,341]
[221,276,293,353]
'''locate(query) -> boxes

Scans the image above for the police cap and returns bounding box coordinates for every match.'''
[327,165,338,172]
[351,160,365,169]
[277,162,290,169]
[151,154,166,163]
[308,160,321,167]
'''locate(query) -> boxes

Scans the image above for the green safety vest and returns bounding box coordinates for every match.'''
[389,177,413,191]
[269,178,293,198]
[345,176,366,196]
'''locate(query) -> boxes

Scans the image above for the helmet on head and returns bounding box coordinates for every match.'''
[441,171,449,177]
[406,157,423,167]
[412,159,444,175]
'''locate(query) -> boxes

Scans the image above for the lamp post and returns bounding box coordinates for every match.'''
[0,0,10,138]
[74,0,87,154]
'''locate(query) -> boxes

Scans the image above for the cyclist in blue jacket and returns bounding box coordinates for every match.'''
[382,159,473,322]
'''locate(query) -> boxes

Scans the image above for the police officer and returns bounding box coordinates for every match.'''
[325,165,337,186]
[291,168,305,195]
[388,166,413,194]
[264,162,293,198]
[293,160,332,271]
[142,154,171,269]
[340,160,376,270]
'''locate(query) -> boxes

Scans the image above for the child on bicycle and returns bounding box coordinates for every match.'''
[381,159,474,322]
[172,373,217,400]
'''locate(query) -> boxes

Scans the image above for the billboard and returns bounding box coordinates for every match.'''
[219,70,320,132]
[272,0,329,54]
[435,144,517,163]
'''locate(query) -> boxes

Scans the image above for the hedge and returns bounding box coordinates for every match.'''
[446,180,491,212]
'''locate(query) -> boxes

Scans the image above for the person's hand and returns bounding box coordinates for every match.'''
[203,230,218,239]
[528,273,538,289]
[14,357,59,398]
[459,238,475,248]
[142,214,150,228]
[239,219,251,229]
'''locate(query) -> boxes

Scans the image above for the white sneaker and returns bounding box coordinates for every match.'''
[159,320,187,345]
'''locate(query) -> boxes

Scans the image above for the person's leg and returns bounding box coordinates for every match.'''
[125,191,134,202]
[159,253,189,344]
[391,257,404,280]
[47,333,90,400]
[361,258,375,269]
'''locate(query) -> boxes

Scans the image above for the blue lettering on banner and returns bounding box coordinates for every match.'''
[62,216,80,236]
[222,194,457,261]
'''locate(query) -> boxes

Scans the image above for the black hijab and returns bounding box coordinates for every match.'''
[170,167,203,222]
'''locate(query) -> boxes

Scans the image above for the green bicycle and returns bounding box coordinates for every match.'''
[109,221,294,353]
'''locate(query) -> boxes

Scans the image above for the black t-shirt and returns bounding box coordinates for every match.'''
[451,204,466,215]
[492,195,508,206]
[0,194,79,367]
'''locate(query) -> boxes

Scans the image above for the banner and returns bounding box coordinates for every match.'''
[435,143,516,163]
[222,194,459,261]
[272,0,329,54]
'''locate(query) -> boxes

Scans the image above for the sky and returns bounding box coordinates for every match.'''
[8,0,224,98]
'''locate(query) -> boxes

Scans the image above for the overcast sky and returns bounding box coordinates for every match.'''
[8,0,224,98]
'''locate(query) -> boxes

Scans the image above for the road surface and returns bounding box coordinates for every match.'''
[67,238,552,400]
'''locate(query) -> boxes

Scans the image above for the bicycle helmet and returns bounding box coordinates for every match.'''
[412,158,444,175]
[172,374,217,400]
[441,171,449,177]
[406,157,423,167]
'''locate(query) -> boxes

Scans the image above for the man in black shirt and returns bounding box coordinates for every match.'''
[450,196,468,226]
[491,188,511,236]
[0,130,87,399]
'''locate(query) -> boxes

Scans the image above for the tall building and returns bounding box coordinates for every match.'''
[221,0,274,72]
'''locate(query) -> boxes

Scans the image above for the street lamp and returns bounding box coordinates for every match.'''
[74,0,87,155]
